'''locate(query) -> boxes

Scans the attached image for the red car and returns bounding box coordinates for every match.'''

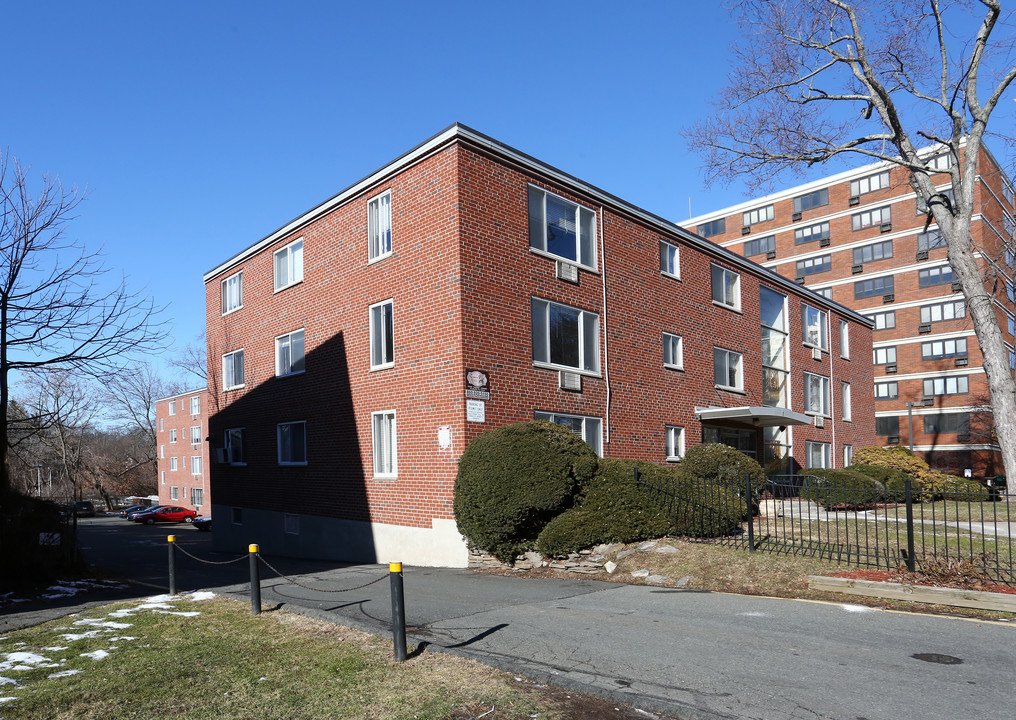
[133,506,198,524]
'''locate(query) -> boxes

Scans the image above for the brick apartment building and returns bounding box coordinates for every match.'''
[203,123,875,567]
[155,389,211,513]
[685,145,1016,478]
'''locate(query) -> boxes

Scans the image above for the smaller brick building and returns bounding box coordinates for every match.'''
[203,124,875,567]
[155,389,211,513]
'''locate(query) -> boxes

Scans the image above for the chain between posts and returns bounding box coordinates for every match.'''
[255,553,389,593]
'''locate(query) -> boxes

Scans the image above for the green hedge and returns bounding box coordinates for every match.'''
[850,463,919,503]
[799,468,883,509]
[453,421,598,563]
[679,443,765,508]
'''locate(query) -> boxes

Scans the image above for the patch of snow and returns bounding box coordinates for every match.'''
[0,653,54,671]
[0,696,17,703]
[43,647,69,652]
[0,677,18,686]
[840,604,876,613]
[152,610,201,617]
[57,630,103,642]
[106,636,137,642]
[80,650,109,661]
[187,591,216,602]
[72,619,132,630]
[739,612,768,617]
[47,669,82,679]
[146,594,178,603]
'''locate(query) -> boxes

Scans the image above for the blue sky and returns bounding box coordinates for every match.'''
[4,1,1014,384]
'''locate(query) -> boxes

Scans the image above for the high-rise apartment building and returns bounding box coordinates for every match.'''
[686,145,1016,478]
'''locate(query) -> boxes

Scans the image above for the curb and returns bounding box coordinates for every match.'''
[808,575,1016,613]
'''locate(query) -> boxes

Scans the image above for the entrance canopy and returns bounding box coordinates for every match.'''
[695,406,811,428]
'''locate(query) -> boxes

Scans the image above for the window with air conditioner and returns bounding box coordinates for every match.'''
[528,185,597,269]
[531,298,599,373]
[535,411,603,456]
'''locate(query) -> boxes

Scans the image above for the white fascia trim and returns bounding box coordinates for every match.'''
[905,444,999,452]
[875,367,984,382]
[873,329,976,348]
[875,405,990,417]
[154,388,209,404]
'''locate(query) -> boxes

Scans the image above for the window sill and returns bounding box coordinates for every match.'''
[273,279,304,295]
[664,363,684,372]
[368,250,393,266]
[369,363,395,373]
[804,412,831,418]
[278,462,308,467]
[533,362,601,378]
[222,306,243,317]
[529,247,598,274]
[661,270,681,281]
[666,456,683,463]
[712,300,742,314]
[373,473,398,481]
[714,385,746,395]
[276,370,306,379]
[224,385,246,392]
[227,463,247,468]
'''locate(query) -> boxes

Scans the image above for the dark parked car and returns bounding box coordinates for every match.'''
[73,501,96,518]
[127,505,162,521]
[132,506,197,525]
[193,516,212,532]
[119,503,150,519]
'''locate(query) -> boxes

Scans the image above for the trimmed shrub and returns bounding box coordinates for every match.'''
[453,421,598,563]
[799,468,884,509]
[850,463,919,503]
[536,458,742,557]
[850,446,986,501]
[679,443,765,505]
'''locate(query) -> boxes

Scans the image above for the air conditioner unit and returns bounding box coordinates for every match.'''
[918,323,932,334]
[741,226,751,235]
[819,237,831,247]
[951,280,962,292]
[957,434,971,443]
[852,264,863,274]
[887,435,901,445]
[811,347,823,361]
[916,250,929,261]
[923,397,935,407]
[558,371,582,392]
[886,363,897,374]
[792,212,802,222]
[556,261,579,284]
[882,293,895,303]
[765,250,777,260]
[212,448,227,464]
[955,357,968,367]
[848,196,860,206]
[813,415,825,429]
[880,222,893,233]
[795,276,806,284]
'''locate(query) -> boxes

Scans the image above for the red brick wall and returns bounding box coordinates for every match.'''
[156,390,210,512]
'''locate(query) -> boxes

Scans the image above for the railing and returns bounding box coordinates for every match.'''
[638,471,1015,586]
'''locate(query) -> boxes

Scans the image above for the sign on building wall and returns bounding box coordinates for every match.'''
[465,369,491,400]
[466,399,486,423]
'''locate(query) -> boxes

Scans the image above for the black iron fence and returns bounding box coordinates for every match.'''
[638,471,1015,586]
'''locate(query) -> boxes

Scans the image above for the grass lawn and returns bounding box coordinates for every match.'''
[0,593,666,720]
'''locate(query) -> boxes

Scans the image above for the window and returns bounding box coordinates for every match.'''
[916,188,955,215]
[534,411,603,456]
[854,241,893,264]
[927,152,952,171]
[924,376,969,396]
[192,456,202,476]
[815,287,833,299]
[841,382,852,421]
[854,276,893,299]
[793,189,828,213]
[921,338,967,359]
[796,255,831,277]
[803,372,830,416]
[850,171,891,197]
[169,429,177,444]
[802,304,828,350]
[761,287,788,408]
[170,457,178,471]
[843,445,853,467]
[865,311,896,330]
[277,421,307,465]
[1009,283,1015,302]
[192,489,203,507]
[528,185,596,268]
[851,206,891,230]
[276,329,306,377]
[370,300,395,369]
[168,401,176,416]
[918,229,947,251]
[662,333,683,369]
[273,238,304,292]
[659,240,680,278]
[223,350,245,390]
[921,300,965,324]
[711,264,740,310]
[873,346,897,365]
[794,222,830,245]
[232,507,243,525]
[1004,177,1015,205]
[284,514,300,535]
[372,410,397,477]
[875,381,899,400]
[743,204,774,226]
[924,413,970,435]
[876,416,900,436]
[160,471,166,485]
[919,265,954,288]
[226,428,245,465]
[743,235,775,258]
[531,298,599,373]
[190,396,200,415]
[159,417,164,432]
[1009,315,1015,336]
[713,347,744,391]
[190,426,201,444]
[665,426,685,461]
[839,320,849,359]
[368,191,392,261]
[806,441,831,469]
[221,272,243,314]
[171,486,178,501]
[697,218,726,238]
[160,445,164,459]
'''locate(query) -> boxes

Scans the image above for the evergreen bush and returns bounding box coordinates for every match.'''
[799,468,883,509]
[679,443,765,510]
[850,463,919,503]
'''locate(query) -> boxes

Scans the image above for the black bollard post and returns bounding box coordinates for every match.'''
[167,535,177,594]
[389,562,407,661]
[904,476,916,572]
[249,543,261,616]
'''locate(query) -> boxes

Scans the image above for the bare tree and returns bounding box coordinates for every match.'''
[687,0,1016,493]
[0,152,166,499]
[168,332,207,384]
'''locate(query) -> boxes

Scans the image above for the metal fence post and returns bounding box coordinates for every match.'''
[167,535,177,594]
[904,476,916,572]
[389,562,407,662]
[745,475,755,552]
[249,544,261,615]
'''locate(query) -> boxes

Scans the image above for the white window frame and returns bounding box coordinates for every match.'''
[530,297,600,374]
[168,400,176,416]
[534,411,603,456]
[711,264,741,311]
[192,488,204,507]
[190,426,201,445]
[794,221,830,245]
[802,304,828,350]
[190,396,200,415]
[663,332,683,370]
[277,421,308,466]
[169,429,177,444]
[191,456,202,476]
[160,471,166,485]
[659,239,680,279]
[873,346,897,365]
[923,376,969,396]
[866,311,896,330]
[742,204,774,226]
[276,328,306,377]
[170,457,178,471]
[806,441,831,469]
[160,445,165,459]
[372,410,398,478]
[221,271,243,315]
[369,300,395,370]
[159,417,164,432]
[222,349,245,390]
[273,238,304,292]
[368,191,393,262]
[713,347,744,392]
[920,301,964,324]
[851,206,891,230]
[226,428,245,466]
[803,372,830,417]
[839,320,849,359]
[875,381,899,400]
[527,185,597,270]
[843,445,853,467]
[171,486,178,501]
[841,382,852,422]
[665,426,685,461]
[850,171,890,197]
